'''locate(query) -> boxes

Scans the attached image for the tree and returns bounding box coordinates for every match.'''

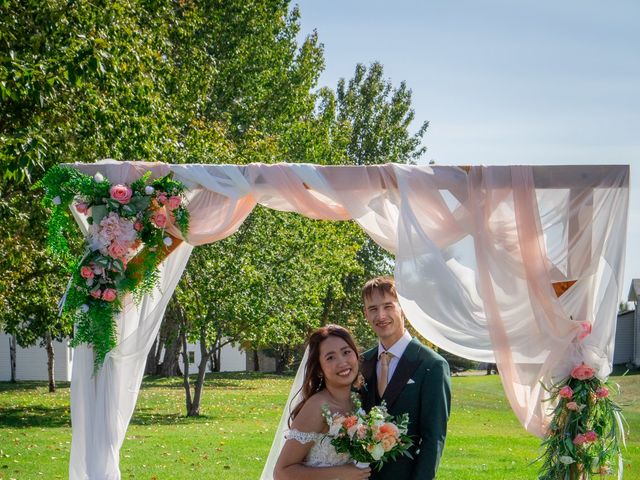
[0,188,72,391]
[336,62,428,166]
[1,0,325,397]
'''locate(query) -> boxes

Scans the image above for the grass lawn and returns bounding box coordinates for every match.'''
[1,371,638,479]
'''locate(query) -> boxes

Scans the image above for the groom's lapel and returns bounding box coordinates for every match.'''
[382,339,421,409]
[360,348,378,411]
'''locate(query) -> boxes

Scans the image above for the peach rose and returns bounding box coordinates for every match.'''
[102,288,117,302]
[343,416,358,429]
[596,387,609,399]
[375,422,399,441]
[152,212,167,228]
[381,435,397,452]
[109,184,133,204]
[157,193,168,205]
[134,221,143,232]
[571,363,595,381]
[80,266,94,279]
[559,386,573,399]
[90,289,102,299]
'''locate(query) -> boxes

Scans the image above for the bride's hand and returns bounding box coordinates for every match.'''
[337,463,371,479]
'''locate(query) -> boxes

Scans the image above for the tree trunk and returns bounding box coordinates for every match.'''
[253,349,260,372]
[187,325,209,417]
[9,334,17,383]
[160,299,184,377]
[44,330,55,393]
[275,346,288,374]
[144,335,159,375]
[180,328,193,415]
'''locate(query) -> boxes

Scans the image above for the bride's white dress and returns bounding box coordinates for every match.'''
[285,429,352,467]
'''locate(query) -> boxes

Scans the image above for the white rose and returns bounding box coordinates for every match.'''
[163,236,173,247]
[52,196,61,205]
[559,456,576,465]
[368,442,385,461]
[145,186,155,195]
[79,304,90,313]
[94,172,104,183]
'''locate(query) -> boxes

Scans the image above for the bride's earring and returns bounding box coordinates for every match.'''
[317,373,324,391]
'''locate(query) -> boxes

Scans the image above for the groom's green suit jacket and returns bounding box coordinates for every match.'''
[360,338,451,480]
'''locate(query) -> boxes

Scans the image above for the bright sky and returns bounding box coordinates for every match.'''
[296,0,640,301]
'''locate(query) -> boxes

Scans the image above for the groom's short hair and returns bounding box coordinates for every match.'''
[361,276,398,303]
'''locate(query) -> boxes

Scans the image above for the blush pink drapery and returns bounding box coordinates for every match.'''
[65,160,629,480]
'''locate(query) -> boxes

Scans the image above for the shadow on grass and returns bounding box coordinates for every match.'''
[0,381,70,393]
[0,405,70,428]
[141,371,293,390]
[130,408,243,425]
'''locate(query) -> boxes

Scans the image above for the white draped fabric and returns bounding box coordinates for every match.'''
[65,160,628,479]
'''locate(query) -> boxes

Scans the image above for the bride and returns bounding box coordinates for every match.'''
[272,325,371,480]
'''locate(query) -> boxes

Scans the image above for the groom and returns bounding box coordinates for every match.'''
[360,276,451,480]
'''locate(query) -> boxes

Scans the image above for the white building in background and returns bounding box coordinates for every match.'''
[0,332,73,381]
[178,341,246,374]
[0,332,246,381]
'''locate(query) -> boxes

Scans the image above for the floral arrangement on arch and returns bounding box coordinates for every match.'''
[323,394,413,470]
[538,322,626,479]
[38,165,190,369]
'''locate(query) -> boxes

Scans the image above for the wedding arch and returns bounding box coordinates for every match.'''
[49,160,628,479]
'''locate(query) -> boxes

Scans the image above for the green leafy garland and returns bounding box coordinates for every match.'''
[37,165,190,369]
[538,362,626,479]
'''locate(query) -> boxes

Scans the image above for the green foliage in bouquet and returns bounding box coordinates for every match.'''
[36,165,190,369]
[537,362,626,479]
[323,394,413,471]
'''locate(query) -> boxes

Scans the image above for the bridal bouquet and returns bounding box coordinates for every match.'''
[323,395,413,471]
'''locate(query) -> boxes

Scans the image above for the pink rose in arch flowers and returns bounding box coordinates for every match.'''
[109,184,133,204]
[90,289,102,299]
[157,193,168,205]
[167,195,181,210]
[572,434,587,446]
[107,241,128,260]
[559,386,573,399]
[102,288,117,302]
[578,321,592,340]
[566,402,580,411]
[571,362,595,381]
[584,431,598,443]
[152,212,167,228]
[596,387,609,399]
[80,266,94,279]
[75,202,89,214]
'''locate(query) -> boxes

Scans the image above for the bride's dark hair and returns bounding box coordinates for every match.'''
[289,324,361,425]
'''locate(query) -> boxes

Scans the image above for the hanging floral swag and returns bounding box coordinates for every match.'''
[38,165,190,369]
[538,361,627,479]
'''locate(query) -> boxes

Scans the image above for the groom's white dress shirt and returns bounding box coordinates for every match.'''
[376,330,412,384]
